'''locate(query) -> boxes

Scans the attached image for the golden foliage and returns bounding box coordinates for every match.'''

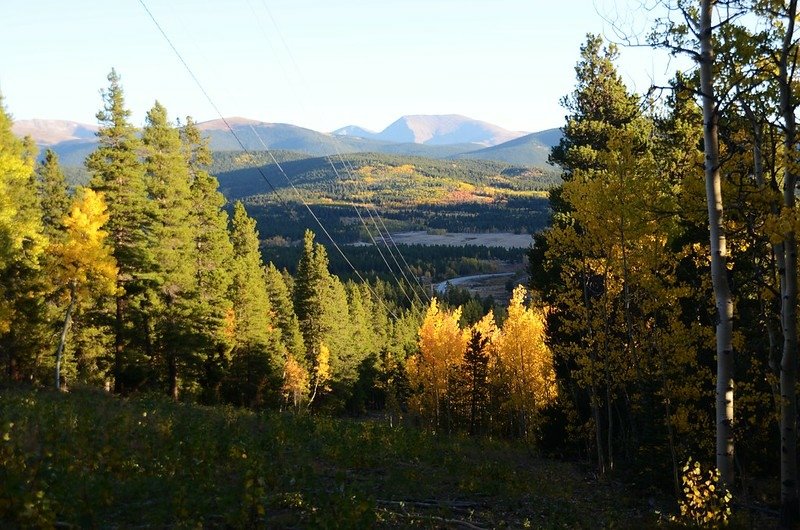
[282,354,310,409]
[409,299,467,426]
[672,458,732,528]
[409,290,557,437]
[315,342,332,392]
[50,188,117,302]
[492,286,557,419]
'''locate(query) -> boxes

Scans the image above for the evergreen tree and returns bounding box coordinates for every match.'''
[181,117,236,403]
[549,34,643,185]
[86,69,154,393]
[461,329,490,435]
[141,101,197,399]
[322,274,354,386]
[225,201,280,407]
[36,149,70,239]
[294,230,331,374]
[264,262,304,362]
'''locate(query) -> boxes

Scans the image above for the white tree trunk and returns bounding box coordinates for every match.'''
[55,286,76,391]
[778,1,799,521]
[699,0,734,486]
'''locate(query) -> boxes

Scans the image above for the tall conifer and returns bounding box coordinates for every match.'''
[181,117,236,402]
[142,101,196,399]
[225,201,280,406]
[87,69,153,393]
[36,149,70,239]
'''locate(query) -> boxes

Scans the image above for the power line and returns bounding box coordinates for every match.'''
[138,0,400,318]
[319,155,420,307]
[137,0,294,216]
[239,0,430,306]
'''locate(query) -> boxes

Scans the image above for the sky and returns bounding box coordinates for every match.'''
[0,0,684,134]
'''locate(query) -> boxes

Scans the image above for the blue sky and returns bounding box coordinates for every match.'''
[0,0,682,133]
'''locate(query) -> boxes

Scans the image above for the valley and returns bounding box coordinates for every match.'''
[15,118,555,297]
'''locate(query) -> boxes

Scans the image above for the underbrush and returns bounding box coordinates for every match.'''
[1,386,669,528]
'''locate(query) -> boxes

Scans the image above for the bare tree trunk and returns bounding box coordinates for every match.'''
[113,285,124,393]
[55,285,77,391]
[699,0,734,487]
[168,352,178,400]
[778,3,799,522]
[591,387,606,475]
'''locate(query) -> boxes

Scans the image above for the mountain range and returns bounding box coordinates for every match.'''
[12,115,561,168]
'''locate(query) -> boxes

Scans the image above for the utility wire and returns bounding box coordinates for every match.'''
[332,154,429,305]
[234,0,430,306]
[138,0,399,319]
[337,155,431,302]
[320,155,420,307]
[241,0,430,306]
[138,0,294,216]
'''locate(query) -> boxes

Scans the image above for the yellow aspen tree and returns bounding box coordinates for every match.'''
[282,354,310,410]
[493,286,557,439]
[49,188,117,390]
[409,298,468,431]
[308,342,331,407]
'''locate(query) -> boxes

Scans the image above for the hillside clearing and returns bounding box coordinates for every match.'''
[0,388,660,528]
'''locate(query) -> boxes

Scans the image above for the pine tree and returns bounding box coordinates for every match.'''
[294,230,327,362]
[36,149,71,239]
[86,69,154,393]
[548,34,644,218]
[294,230,334,393]
[225,201,280,407]
[181,117,236,403]
[264,262,304,362]
[142,101,197,399]
[461,328,491,435]
[322,274,354,385]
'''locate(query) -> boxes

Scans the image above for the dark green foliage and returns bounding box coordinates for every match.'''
[182,118,236,403]
[461,330,490,435]
[86,70,154,393]
[549,34,644,182]
[293,229,332,367]
[36,149,71,238]
[142,101,198,399]
[224,202,280,407]
[264,263,304,361]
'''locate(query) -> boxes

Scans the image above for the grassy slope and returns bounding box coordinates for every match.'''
[1,387,656,528]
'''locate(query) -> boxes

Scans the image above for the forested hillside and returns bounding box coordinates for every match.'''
[212,151,555,246]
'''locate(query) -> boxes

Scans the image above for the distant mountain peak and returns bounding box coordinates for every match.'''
[12,119,98,146]
[14,115,559,168]
[336,114,527,147]
[331,125,379,138]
